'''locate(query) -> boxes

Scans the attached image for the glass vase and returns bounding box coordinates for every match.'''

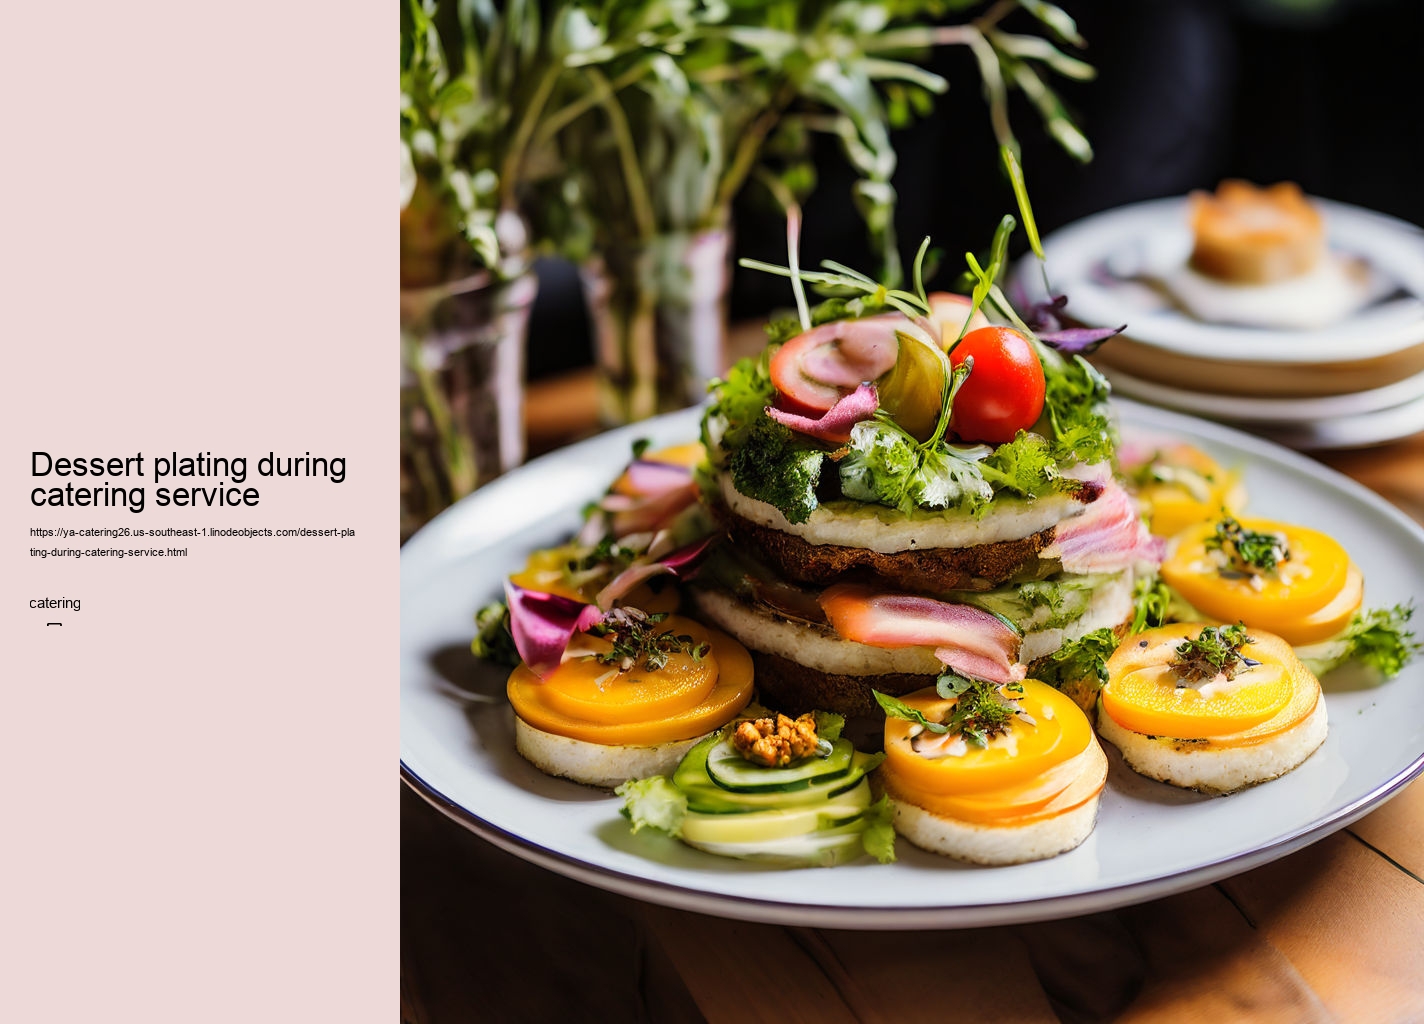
[581,227,731,426]
[400,270,536,541]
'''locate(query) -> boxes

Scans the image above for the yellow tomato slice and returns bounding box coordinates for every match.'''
[880,744,1075,822]
[1135,445,1248,538]
[1190,672,1320,749]
[881,681,1092,796]
[509,545,589,602]
[1161,518,1350,640]
[1102,624,1310,740]
[538,626,719,725]
[883,741,1108,826]
[1289,564,1363,645]
[506,620,754,745]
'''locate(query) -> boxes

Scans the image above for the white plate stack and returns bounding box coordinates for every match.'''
[1010,197,1424,449]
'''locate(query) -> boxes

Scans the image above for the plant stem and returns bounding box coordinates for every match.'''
[534,63,650,149]
[964,28,1015,152]
[500,65,563,211]
[714,83,797,211]
[585,67,657,241]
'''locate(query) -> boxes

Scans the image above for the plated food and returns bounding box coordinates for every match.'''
[467,220,1418,875]
[1007,192,1424,449]
[1167,180,1374,330]
[877,682,1108,864]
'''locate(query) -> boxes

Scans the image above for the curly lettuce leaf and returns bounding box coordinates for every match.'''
[860,795,897,864]
[471,600,519,666]
[839,420,993,514]
[812,710,846,743]
[1297,603,1420,680]
[1042,354,1115,465]
[1037,627,1119,692]
[961,573,1116,631]
[702,351,776,460]
[728,418,825,524]
[1130,575,1172,634]
[616,776,688,837]
[978,429,1062,498]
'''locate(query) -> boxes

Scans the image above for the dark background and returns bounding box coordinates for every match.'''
[527,0,1424,380]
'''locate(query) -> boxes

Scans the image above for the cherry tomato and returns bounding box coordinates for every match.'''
[947,326,1046,444]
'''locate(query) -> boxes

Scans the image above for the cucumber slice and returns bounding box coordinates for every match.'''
[704,738,855,793]
[684,819,869,867]
[680,787,871,846]
[674,736,881,813]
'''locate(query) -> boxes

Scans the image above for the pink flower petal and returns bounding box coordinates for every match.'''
[765,383,880,443]
[504,582,605,680]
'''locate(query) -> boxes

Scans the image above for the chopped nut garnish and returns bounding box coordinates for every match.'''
[732,713,820,767]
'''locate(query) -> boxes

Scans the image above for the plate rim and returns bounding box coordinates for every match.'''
[400,399,1424,929]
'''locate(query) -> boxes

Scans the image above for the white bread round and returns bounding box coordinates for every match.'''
[1095,692,1328,796]
[718,471,1099,553]
[885,742,1107,865]
[513,716,706,789]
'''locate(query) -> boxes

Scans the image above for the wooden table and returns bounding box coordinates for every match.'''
[403,339,1424,1023]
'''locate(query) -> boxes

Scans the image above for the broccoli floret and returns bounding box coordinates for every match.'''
[727,418,824,524]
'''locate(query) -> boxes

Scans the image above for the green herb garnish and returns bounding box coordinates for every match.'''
[1037,627,1118,691]
[1298,603,1420,680]
[471,600,519,666]
[860,794,898,865]
[873,690,949,734]
[1206,514,1289,574]
[876,679,1030,749]
[1130,575,1172,634]
[1171,623,1257,684]
[1040,354,1115,465]
[945,680,1029,747]
[587,608,710,672]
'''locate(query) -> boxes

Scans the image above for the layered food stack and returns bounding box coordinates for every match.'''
[690,291,1163,733]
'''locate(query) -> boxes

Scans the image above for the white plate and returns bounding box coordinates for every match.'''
[1009,197,1424,363]
[1099,366,1424,449]
[400,401,1424,929]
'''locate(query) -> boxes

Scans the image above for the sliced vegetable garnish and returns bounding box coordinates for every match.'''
[768,318,916,414]
[616,458,695,497]
[607,480,699,538]
[1046,480,1164,573]
[820,583,1023,683]
[504,581,605,679]
[765,383,879,443]
[594,535,715,610]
